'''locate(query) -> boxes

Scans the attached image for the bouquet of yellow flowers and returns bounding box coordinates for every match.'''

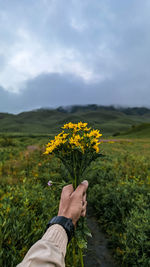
[45,122,103,266]
[45,122,102,187]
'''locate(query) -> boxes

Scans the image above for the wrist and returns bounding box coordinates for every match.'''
[58,212,76,226]
[46,216,75,242]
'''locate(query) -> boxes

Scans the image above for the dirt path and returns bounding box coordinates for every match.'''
[84,210,118,267]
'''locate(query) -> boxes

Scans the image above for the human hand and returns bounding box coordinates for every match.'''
[58,180,88,226]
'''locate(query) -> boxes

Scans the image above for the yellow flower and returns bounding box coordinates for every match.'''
[69,135,80,146]
[62,133,69,139]
[62,122,77,129]
[87,129,102,138]
[90,138,97,144]
[80,145,84,153]
[69,134,85,152]
[93,145,100,153]
[84,127,91,131]
[45,121,102,155]
[62,139,67,144]
[77,122,87,129]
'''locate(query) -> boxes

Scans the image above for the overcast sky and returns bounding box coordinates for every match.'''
[0,0,150,113]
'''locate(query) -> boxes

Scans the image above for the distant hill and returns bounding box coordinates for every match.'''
[0,105,150,137]
[121,123,150,138]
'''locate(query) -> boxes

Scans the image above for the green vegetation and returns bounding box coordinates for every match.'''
[0,106,150,266]
[121,123,150,138]
[0,105,150,136]
[88,139,150,266]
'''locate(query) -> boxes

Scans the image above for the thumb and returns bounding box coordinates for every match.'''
[74,180,88,197]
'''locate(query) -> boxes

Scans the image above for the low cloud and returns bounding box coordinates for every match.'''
[0,72,150,114]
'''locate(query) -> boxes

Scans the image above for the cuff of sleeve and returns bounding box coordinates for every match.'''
[42,224,68,257]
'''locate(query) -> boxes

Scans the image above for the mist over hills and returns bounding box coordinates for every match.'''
[0,105,150,137]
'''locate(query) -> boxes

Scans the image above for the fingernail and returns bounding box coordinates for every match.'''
[82,180,88,185]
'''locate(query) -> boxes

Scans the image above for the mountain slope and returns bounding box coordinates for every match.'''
[122,123,150,138]
[0,105,150,136]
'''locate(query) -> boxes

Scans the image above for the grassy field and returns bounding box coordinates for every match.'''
[88,138,150,266]
[0,106,150,266]
[0,131,150,266]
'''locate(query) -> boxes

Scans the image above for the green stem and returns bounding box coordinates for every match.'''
[73,152,77,189]
[79,248,84,267]
[72,152,85,267]
[78,156,83,182]
[73,238,76,266]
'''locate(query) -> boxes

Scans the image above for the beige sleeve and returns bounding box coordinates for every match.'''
[17,224,68,267]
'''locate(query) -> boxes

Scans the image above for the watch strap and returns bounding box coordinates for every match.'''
[46,216,74,242]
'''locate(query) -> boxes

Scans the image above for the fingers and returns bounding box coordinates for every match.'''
[81,201,87,217]
[74,180,88,199]
[62,184,74,197]
[81,188,87,217]
[83,193,86,204]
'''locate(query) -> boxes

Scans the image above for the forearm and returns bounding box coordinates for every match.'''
[17,224,68,267]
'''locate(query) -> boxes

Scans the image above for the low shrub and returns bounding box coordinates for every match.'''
[0,179,58,266]
[87,155,150,266]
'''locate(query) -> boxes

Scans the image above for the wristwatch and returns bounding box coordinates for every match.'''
[46,216,75,242]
